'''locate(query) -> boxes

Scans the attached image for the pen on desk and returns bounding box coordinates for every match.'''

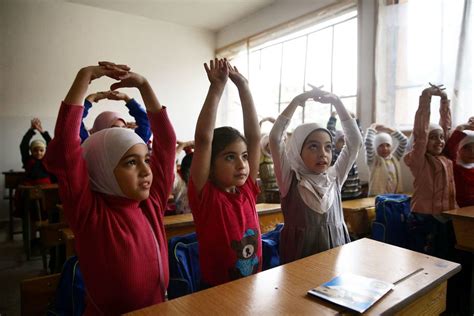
[393,268,424,285]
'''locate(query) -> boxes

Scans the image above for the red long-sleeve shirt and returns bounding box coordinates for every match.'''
[44,102,176,315]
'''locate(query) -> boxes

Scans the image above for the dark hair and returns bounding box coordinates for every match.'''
[211,127,247,165]
[180,152,193,184]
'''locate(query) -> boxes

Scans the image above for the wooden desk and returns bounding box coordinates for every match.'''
[164,203,282,239]
[18,183,59,259]
[126,238,460,315]
[443,205,474,314]
[56,203,283,257]
[2,170,26,240]
[443,206,474,252]
[342,197,376,237]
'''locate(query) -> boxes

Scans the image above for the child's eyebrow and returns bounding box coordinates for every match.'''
[305,140,332,145]
[121,153,148,161]
[221,150,248,156]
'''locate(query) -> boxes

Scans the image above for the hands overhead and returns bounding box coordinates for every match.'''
[31,118,44,133]
[422,83,447,99]
[227,62,248,87]
[204,58,228,86]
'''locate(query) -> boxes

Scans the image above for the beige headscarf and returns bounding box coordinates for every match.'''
[81,127,145,197]
[286,123,336,214]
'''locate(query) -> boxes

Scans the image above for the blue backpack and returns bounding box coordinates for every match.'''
[371,194,411,248]
[47,255,86,316]
[261,223,284,271]
[167,232,201,300]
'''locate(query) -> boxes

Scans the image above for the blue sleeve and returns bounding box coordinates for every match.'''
[79,99,93,142]
[126,99,151,142]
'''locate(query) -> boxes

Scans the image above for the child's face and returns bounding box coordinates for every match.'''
[459,143,474,164]
[426,130,445,156]
[377,143,392,158]
[211,140,249,193]
[31,146,46,160]
[300,130,332,174]
[113,144,152,201]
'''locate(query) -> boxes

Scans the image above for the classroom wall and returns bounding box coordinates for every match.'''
[0,0,214,220]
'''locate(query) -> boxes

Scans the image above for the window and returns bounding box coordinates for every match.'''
[375,0,467,129]
[219,10,358,134]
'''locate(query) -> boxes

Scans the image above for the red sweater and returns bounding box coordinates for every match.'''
[446,130,474,207]
[188,178,262,286]
[44,103,176,315]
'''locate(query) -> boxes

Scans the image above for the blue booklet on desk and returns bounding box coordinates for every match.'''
[307,274,394,313]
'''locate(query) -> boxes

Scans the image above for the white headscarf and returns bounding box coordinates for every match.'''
[406,123,443,152]
[457,130,474,168]
[334,130,345,143]
[81,128,146,197]
[374,132,392,149]
[286,123,336,214]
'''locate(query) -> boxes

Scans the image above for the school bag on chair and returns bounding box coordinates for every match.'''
[261,223,284,271]
[46,255,86,316]
[167,232,201,300]
[371,194,411,248]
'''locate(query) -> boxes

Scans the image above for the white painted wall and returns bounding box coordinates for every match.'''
[0,0,214,219]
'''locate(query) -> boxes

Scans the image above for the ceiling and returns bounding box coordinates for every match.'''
[66,0,277,31]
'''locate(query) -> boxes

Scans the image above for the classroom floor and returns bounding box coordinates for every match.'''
[0,219,44,316]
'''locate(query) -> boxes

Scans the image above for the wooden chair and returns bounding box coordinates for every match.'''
[2,171,26,240]
[20,273,60,316]
[17,184,62,265]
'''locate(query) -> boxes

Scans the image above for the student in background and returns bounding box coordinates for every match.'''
[258,117,279,202]
[171,140,194,214]
[20,118,54,185]
[44,61,175,314]
[189,59,261,287]
[403,83,456,259]
[327,111,362,200]
[445,121,474,207]
[364,123,407,196]
[80,90,151,143]
[269,86,362,264]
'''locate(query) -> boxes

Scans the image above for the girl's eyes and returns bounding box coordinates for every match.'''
[225,155,235,161]
[242,153,248,160]
[126,159,137,166]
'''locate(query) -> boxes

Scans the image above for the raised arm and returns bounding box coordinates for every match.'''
[269,90,315,197]
[391,128,408,160]
[105,90,152,143]
[227,63,260,181]
[403,86,437,169]
[190,59,228,194]
[318,91,362,184]
[20,123,35,166]
[110,67,175,210]
[364,124,377,166]
[44,63,130,231]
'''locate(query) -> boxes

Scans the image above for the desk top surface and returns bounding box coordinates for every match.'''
[342,197,376,211]
[127,238,460,315]
[443,205,474,220]
[163,203,281,228]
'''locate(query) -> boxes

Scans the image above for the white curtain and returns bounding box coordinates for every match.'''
[375,0,470,129]
[452,0,473,124]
